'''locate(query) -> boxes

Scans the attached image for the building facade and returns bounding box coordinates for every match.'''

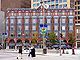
[1,0,31,12]
[75,0,80,48]
[6,5,75,49]
[31,0,74,9]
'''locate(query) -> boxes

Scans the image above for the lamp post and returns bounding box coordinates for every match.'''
[40,0,49,54]
[59,18,62,56]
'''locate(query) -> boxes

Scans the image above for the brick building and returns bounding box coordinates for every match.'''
[6,5,75,49]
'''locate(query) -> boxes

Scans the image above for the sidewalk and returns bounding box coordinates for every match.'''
[5,49,80,55]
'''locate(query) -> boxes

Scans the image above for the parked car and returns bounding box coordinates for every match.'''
[52,44,59,49]
[52,44,72,49]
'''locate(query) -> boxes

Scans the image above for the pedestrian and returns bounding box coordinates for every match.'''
[28,46,31,57]
[17,46,22,59]
[31,46,36,57]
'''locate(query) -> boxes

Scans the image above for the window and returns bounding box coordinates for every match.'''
[76,29,78,33]
[47,19,51,23]
[59,5,62,8]
[78,1,80,4]
[25,13,28,15]
[17,19,22,24]
[63,4,67,8]
[33,0,36,2]
[32,19,37,23]
[33,11,36,15]
[11,13,14,16]
[69,19,73,23]
[6,26,8,31]
[18,12,21,16]
[59,0,62,3]
[51,5,54,8]
[62,26,65,30]
[47,11,50,15]
[54,26,58,30]
[78,11,80,14]
[10,19,14,24]
[70,10,72,15]
[40,11,42,15]
[47,25,51,30]
[69,26,73,30]
[10,26,14,31]
[56,0,58,3]
[78,16,80,19]
[62,19,65,23]
[78,6,80,10]
[25,19,29,24]
[54,18,58,23]
[25,26,29,30]
[56,4,58,8]
[62,10,65,15]
[33,4,37,7]
[63,0,67,2]
[37,0,41,2]
[37,3,39,6]
[51,0,54,1]
[32,26,36,30]
[40,19,44,24]
[17,26,21,31]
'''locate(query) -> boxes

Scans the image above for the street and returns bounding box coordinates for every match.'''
[0,49,80,60]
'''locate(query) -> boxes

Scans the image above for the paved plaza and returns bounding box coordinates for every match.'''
[0,49,80,60]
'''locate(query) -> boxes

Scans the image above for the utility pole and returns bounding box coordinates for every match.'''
[59,18,62,56]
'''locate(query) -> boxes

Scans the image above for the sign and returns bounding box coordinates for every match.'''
[2,32,7,35]
[40,24,47,27]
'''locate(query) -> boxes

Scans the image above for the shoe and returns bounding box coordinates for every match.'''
[17,57,18,59]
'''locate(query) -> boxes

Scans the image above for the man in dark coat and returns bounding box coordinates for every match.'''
[31,47,36,57]
[19,46,22,54]
[17,46,22,59]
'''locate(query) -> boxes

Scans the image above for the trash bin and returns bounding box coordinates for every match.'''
[43,49,47,54]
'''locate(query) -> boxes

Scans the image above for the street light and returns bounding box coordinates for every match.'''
[59,18,62,56]
[40,0,49,54]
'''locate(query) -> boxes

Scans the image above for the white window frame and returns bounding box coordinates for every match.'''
[54,19,58,23]
[47,19,51,23]
[17,19,22,24]
[25,19,29,24]
[54,25,58,30]
[32,26,36,30]
[32,19,36,23]
[25,26,29,30]
[47,25,51,30]
[62,26,65,30]
[69,26,73,30]
[69,19,73,23]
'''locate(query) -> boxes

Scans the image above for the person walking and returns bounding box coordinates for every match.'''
[28,46,36,57]
[31,46,36,57]
[28,46,31,57]
[17,46,22,59]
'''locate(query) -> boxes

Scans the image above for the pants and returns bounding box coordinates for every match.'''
[17,53,22,59]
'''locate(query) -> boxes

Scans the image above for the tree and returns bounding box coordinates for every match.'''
[48,32,57,44]
[31,32,38,45]
[68,32,75,47]
[68,32,75,55]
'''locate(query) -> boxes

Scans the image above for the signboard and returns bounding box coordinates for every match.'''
[40,24,47,34]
